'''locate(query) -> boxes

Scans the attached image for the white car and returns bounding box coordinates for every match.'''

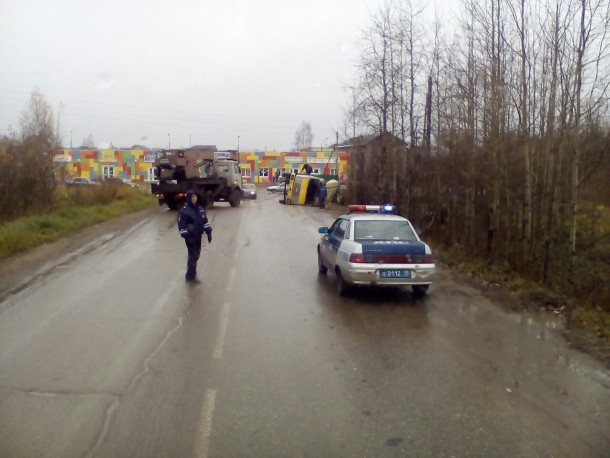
[266,182,287,193]
[317,205,436,296]
[65,177,100,186]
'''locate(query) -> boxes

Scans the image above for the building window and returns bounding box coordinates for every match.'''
[259,168,269,177]
[148,167,157,181]
[292,168,299,174]
[103,166,115,178]
[242,168,251,178]
[313,168,321,174]
[330,168,336,175]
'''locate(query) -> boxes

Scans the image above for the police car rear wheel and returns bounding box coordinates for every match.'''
[412,285,429,297]
[336,270,349,296]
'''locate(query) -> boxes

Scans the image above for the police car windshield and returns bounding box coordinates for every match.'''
[354,220,417,242]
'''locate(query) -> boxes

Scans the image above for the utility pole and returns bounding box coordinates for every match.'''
[70,131,72,149]
[236,136,241,163]
[325,131,340,176]
[168,133,171,149]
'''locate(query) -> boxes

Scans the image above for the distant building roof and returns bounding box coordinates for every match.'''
[337,133,406,150]
[337,134,379,148]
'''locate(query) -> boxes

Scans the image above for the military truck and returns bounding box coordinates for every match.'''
[151,147,243,210]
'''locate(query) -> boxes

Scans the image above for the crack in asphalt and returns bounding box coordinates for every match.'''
[85,277,197,458]
[0,386,121,398]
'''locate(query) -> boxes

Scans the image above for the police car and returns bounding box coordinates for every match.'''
[317,204,436,296]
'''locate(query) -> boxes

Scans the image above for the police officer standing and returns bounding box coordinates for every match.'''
[317,180,327,209]
[178,190,212,283]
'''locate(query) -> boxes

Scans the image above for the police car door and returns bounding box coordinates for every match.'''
[322,217,348,268]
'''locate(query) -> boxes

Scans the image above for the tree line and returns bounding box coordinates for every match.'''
[0,89,59,223]
[344,0,610,310]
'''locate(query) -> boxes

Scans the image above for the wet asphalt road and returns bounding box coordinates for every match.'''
[0,190,609,457]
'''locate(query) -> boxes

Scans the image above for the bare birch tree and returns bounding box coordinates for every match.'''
[294,121,313,151]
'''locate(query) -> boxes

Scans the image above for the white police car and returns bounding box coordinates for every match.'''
[317,205,436,296]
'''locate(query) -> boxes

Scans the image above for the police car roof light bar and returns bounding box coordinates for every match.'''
[348,205,377,213]
[348,204,397,214]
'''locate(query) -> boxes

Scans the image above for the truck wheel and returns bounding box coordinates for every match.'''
[229,189,242,207]
[167,200,179,210]
[204,191,214,209]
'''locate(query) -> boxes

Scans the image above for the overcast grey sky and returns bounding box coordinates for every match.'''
[0,0,395,151]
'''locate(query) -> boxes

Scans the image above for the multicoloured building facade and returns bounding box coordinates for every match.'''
[238,149,349,183]
[53,148,350,184]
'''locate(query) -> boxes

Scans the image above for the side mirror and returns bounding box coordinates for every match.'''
[318,227,329,234]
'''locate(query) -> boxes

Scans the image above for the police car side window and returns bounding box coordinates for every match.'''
[328,219,342,235]
[344,221,352,239]
[335,219,348,239]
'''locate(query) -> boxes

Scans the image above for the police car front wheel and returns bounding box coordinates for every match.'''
[317,252,328,274]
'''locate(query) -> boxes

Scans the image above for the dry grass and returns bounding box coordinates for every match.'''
[0,186,156,259]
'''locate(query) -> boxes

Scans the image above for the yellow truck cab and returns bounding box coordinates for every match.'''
[280,173,326,206]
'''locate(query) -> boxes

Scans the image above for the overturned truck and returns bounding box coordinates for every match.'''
[151,146,243,210]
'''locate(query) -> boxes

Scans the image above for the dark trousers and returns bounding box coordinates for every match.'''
[184,237,202,280]
[318,192,326,209]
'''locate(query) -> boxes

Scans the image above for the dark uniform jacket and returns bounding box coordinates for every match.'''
[178,192,212,240]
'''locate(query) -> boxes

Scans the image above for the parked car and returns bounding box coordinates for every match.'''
[266,182,287,193]
[317,204,436,296]
[65,177,100,187]
[242,183,257,199]
[103,177,140,188]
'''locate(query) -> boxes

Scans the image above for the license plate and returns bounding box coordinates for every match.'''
[378,269,411,278]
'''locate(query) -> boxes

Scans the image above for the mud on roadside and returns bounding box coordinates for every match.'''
[441,262,610,370]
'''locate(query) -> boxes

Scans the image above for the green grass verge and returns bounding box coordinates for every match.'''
[572,306,610,338]
[0,190,157,260]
